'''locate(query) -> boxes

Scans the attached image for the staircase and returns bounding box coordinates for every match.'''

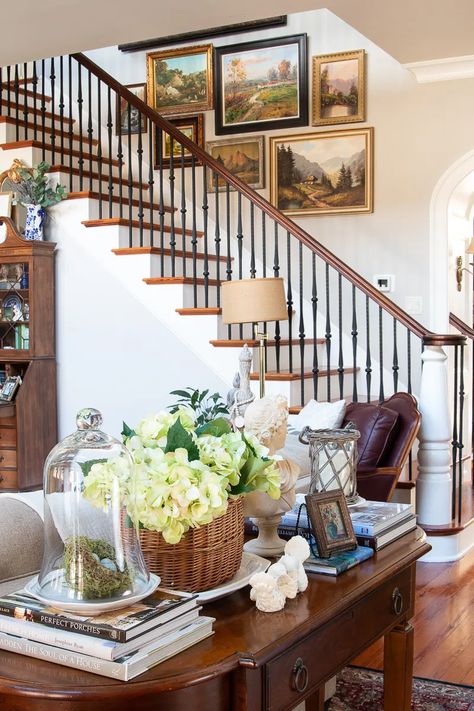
[0,53,472,559]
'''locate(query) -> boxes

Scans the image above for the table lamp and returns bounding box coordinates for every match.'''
[221,277,288,398]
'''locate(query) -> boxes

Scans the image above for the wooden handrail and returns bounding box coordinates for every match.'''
[72,51,463,346]
[449,312,474,339]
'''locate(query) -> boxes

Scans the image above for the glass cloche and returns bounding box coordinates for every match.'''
[29,409,157,613]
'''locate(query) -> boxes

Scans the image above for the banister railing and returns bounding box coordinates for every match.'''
[0,51,469,527]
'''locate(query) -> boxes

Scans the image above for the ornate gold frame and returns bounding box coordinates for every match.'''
[305,490,357,558]
[312,49,366,126]
[146,44,213,116]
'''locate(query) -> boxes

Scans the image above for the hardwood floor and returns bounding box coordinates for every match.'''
[353,544,474,685]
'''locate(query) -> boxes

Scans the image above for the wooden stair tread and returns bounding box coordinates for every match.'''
[0,140,121,167]
[113,247,229,263]
[144,277,221,287]
[210,338,325,348]
[176,308,222,315]
[0,99,74,125]
[50,166,147,190]
[82,218,204,238]
[250,367,359,381]
[67,191,175,214]
[0,84,51,103]
[0,116,99,146]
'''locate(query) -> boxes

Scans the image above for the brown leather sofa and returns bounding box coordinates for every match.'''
[342,392,421,501]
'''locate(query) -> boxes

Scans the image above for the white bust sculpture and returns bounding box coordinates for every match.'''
[243,394,300,556]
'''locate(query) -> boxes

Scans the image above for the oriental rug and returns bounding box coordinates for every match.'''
[328,667,474,710]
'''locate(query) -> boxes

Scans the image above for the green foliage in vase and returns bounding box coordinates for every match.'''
[13,161,67,208]
[168,387,229,427]
[63,536,132,599]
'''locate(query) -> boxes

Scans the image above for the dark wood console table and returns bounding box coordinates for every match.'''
[0,529,430,711]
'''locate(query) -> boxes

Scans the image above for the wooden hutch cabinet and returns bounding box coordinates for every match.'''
[0,217,57,490]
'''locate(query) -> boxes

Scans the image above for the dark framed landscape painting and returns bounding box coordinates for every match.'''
[270,127,373,216]
[116,83,147,135]
[312,49,365,126]
[156,114,204,168]
[146,44,213,115]
[205,135,264,191]
[214,34,308,135]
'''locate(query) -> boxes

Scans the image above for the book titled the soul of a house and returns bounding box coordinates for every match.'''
[0,616,214,681]
[0,588,198,643]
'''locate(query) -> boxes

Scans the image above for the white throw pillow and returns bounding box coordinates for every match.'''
[290,399,346,433]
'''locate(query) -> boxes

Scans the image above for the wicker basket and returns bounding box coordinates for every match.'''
[137,497,244,592]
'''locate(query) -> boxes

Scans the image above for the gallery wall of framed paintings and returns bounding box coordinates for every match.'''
[120,24,374,217]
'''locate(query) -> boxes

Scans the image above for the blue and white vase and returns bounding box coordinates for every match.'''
[24,204,46,241]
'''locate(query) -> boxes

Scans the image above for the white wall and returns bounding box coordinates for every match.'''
[86,8,474,331]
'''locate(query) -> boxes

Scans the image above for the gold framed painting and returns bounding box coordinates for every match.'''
[155,114,204,168]
[116,83,147,135]
[205,135,264,192]
[147,44,213,116]
[312,49,365,126]
[270,127,373,216]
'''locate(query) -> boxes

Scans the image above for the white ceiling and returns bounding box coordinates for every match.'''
[2,0,473,67]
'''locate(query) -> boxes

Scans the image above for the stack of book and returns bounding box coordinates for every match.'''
[0,587,213,680]
[304,545,374,576]
[272,495,416,553]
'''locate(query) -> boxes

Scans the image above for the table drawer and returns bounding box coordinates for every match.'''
[0,449,16,467]
[0,469,18,489]
[0,428,16,446]
[265,569,413,711]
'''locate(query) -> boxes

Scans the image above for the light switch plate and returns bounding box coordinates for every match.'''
[405,296,423,314]
[373,274,395,292]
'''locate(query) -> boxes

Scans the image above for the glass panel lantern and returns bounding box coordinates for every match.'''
[299,426,360,504]
[34,409,153,611]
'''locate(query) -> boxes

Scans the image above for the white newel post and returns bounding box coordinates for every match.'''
[416,345,452,525]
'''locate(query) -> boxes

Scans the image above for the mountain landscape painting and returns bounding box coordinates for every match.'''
[271,128,373,215]
[313,50,365,126]
[206,136,264,191]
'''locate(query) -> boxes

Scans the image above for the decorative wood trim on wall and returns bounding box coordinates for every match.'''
[118,16,288,53]
[404,54,474,83]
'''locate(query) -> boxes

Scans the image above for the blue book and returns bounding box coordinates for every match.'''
[304,545,374,576]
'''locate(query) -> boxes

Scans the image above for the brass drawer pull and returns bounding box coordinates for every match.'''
[0,475,4,483]
[292,657,309,693]
[0,456,4,463]
[392,587,404,615]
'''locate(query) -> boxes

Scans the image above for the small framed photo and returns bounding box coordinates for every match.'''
[155,114,204,168]
[0,375,21,402]
[147,44,213,116]
[205,135,264,192]
[312,49,366,126]
[116,83,147,135]
[305,490,357,558]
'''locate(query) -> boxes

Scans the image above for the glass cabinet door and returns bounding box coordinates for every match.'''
[0,262,29,351]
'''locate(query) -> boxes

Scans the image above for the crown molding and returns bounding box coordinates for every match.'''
[404,54,474,83]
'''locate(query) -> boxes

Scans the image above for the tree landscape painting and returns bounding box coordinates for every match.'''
[270,128,373,216]
[147,44,213,115]
[313,50,365,126]
[215,35,308,134]
[206,136,264,191]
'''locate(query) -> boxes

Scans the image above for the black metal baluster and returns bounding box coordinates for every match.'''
[452,344,459,520]
[50,58,56,165]
[299,242,305,406]
[41,60,46,160]
[337,274,344,400]
[77,62,83,190]
[6,66,11,118]
[287,231,293,376]
[117,96,123,217]
[237,192,243,339]
[157,127,165,276]
[68,57,73,192]
[191,155,197,306]
[87,69,93,191]
[214,172,221,307]
[106,87,113,217]
[407,330,412,394]
[137,110,144,248]
[59,57,65,164]
[262,211,267,278]
[181,144,187,277]
[22,62,28,142]
[14,64,19,142]
[32,61,38,141]
[379,307,384,402]
[97,77,103,219]
[351,285,358,402]
[148,118,155,247]
[202,165,209,306]
[169,137,176,275]
[127,102,133,248]
[366,296,372,402]
[225,185,232,339]
[312,253,319,400]
[325,263,331,401]
[250,202,256,278]
[392,318,399,393]
[273,222,281,371]
[457,343,465,525]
